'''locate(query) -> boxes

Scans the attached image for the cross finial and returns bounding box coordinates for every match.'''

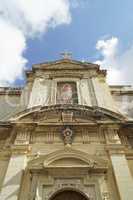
[60,52,72,59]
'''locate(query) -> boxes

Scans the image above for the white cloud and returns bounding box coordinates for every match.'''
[96,37,118,58]
[0,0,71,86]
[96,37,133,85]
[0,19,27,86]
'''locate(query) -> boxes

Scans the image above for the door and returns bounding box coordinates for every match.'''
[50,190,89,200]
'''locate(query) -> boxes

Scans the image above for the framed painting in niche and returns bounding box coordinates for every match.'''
[56,82,78,104]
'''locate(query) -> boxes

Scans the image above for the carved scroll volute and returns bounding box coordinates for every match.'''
[14,126,34,145]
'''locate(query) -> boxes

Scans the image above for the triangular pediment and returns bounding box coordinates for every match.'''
[33,59,101,71]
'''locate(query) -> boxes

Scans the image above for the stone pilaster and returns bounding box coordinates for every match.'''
[18,170,31,200]
[104,126,121,145]
[110,151,133,200]
[87,77,98,106]
[98,175,110,200]
[91,76,118,112]
[29,173,38,200]
[14,126,33,145]
[79,79,92,106]
[0,145,30,200]
[104,126,133,199]
[28,78,50,108]
[0,153,10,192]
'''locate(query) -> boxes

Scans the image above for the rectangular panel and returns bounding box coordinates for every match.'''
[56,82,78,104]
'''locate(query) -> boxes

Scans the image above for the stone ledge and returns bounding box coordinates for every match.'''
[11,144,31,155]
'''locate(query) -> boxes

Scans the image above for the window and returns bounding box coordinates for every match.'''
[56,82,78,104]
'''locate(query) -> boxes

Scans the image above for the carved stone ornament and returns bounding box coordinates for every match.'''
[102,192,110,200]
[62,127,74,146]
[11,104,125,124]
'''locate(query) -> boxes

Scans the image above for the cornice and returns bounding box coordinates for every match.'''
[33,59,99,69]
[0,122,12,128]
[0,150,11,159]
[11,104,125,121]
[111,90,133,95]
[0,87,22,95]
[11,144,31,155]
[29,59,107,77]
[105,144,125,155]
[9,105,126,128]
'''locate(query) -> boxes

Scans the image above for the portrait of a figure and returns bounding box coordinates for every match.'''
[57,82,78,104]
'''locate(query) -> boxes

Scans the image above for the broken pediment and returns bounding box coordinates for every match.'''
[10,104,125,125]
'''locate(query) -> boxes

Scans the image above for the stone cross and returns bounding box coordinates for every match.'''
[60,52,72,59]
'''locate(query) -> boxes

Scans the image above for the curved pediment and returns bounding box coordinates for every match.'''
[28,148,108,172]
[10,104,125,124]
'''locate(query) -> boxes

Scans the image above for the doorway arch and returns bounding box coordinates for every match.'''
[49,189,89,200]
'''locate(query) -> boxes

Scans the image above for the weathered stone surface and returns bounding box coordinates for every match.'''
[0,58,133,200]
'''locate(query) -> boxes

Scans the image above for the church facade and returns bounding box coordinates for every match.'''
[0,56,133,200]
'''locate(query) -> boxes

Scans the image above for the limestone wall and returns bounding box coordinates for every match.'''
[92,76,118,112]
[28,78,51,108]
[0,159,9,191]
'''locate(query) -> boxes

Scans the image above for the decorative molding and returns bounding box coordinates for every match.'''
[106,145,125,155]
[62,112,73,122]
[102,192,110,200]
[29,126,106,145]
[88,78,98,106]
[100,125,121,145]
[42,177,96,200]
[15,126,34,145]
[61,127,74,146]
[27,148,108,173]
[11,104,125,124]
[11,144,31,155]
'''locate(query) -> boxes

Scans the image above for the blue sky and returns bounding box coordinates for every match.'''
[1,0,133,85]
[25,0,133,63]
